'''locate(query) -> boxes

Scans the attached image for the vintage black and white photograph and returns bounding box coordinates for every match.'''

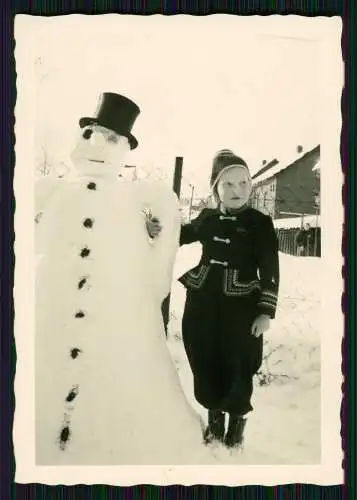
[14,14,343,485]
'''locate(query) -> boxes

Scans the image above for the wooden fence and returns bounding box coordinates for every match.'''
[276,227,321,257]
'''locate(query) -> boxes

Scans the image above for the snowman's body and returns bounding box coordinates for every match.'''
[35,174,213,465]
[34,117,213,465]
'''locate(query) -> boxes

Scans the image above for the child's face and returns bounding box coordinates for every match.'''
[217,166,252,210]
[70,125,130,178]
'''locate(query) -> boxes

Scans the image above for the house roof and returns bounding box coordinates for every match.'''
[252,145,320,185]
[252,159,279,180]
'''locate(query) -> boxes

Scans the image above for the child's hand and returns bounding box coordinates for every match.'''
[146,216,162,239]
[251,314,270,337]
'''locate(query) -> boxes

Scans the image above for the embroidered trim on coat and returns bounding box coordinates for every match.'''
[179,265,210,289]
[223,268,261,297]
[258,300,277,311]
[259,290,278,307]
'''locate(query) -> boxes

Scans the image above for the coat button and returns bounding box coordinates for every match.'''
[83,218,94,228]
[74,311,85,318]
[213,236,231,244]
[80,247,91,258]
[87,182,96,190]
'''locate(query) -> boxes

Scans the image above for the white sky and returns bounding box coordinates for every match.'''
[28,15,323,197]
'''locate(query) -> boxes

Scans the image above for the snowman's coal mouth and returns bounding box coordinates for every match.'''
[89,159,105,164]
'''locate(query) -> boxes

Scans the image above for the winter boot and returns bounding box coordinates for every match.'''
[203,410,225,444]
[224,414,247,449]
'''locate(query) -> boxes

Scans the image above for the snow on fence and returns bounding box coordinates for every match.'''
[273,214,319,229]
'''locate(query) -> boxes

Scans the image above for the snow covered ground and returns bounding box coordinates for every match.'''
[167,243,321,464]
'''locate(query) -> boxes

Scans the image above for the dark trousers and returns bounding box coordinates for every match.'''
[182,285,263,415]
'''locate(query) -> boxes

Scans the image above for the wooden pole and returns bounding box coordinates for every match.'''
[173,157,183,197]
[188,184,194,222]
[162,157,183,336]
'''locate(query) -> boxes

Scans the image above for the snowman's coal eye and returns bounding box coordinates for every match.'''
[107,134,119,144]
[83,129,93,140]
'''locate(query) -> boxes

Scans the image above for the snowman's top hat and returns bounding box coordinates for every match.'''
[79,93,140,150]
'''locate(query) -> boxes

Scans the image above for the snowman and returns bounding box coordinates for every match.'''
[34,92,215,465]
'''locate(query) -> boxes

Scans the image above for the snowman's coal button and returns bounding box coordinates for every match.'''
[70,348,81,359]
[87,182,96,190]
[74,311,85,318]
[78,277,87,289]
[59,426,70,447]
[66,386,79,402]
[80,247,91,258]
[83,218,94,228]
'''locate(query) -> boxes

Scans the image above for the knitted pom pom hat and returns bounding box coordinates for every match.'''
[210,149,251,192]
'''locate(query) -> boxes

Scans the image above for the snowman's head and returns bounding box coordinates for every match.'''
[70,124,131,179]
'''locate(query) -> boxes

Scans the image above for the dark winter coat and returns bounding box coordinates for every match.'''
[295,228,314,250]
[179,206,280,319]
[178,206,280,414]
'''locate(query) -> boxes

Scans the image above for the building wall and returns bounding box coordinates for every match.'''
[275,152,320,219]
[251,177,277,217]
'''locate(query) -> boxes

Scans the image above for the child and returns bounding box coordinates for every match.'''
[178,149,280,449]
